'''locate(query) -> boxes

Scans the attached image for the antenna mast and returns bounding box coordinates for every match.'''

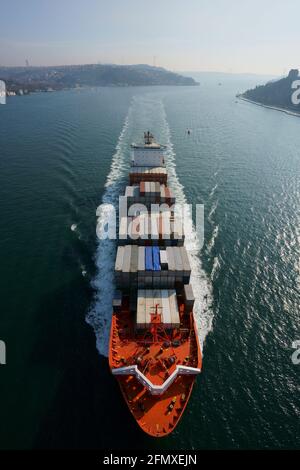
[144,131,154,145]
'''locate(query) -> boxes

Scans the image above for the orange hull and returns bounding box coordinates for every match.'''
[116,371,196,437]
[109,299,202,437]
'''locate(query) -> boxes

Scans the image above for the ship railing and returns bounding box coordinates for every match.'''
[111,364,201,396]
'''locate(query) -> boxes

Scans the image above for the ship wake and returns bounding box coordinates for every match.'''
[87,94,213,357]
[86,109,132,357]
[159,103,214,350]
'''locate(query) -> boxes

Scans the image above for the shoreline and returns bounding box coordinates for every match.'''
[5,82,199,99]
[238,96,300,118]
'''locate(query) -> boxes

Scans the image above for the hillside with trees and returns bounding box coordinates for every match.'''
[0,63,198,95]
[241,69,300,113]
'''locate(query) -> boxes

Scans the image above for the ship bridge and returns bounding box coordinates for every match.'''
[131,131,166,167]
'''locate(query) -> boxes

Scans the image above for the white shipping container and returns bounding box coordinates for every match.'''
[160,185,166,203]
[123,245,132,274]
[145,290,154,324]
[115,246,124,271]
[152,289,162,319]
[161,289,172,328]
[160,250,168,269]
[151,214,159,240]
[168,289,180,328]
[166,247,175,271]
[137,289,146,329]
[180,247,191,276]
[119,217,128,240]
[138,246,145,271]
[130,245,139,273]
[173,247,183,276]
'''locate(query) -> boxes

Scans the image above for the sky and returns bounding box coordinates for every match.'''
[0,0,299,75]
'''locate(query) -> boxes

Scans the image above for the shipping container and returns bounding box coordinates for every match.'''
[145,290,154,324]
[115,246,125,271]
[183,284,195,312]
[152,246,161,271]
[169,289,180,328]
[116,245,190,289]
[136,289,146,329]
[161,289,172,328]
[180,246,191,277]
[173,247,184,277]
[166,247,175,271]
[152,289,162,318]
[160,250,168,270]
[150,214,159,240]
[136,289,180,329]
[145,246,153,271]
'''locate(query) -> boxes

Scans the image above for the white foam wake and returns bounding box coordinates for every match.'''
[87,94,214,357]
[86,110,132,357]
[159,103,214,350]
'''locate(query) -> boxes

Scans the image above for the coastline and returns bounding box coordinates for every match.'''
[238,95,300,118]
[5,81,199,99]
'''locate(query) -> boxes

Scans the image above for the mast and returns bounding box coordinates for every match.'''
[144,131,154,145]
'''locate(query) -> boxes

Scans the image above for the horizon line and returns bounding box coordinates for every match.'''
[0,62,282,77]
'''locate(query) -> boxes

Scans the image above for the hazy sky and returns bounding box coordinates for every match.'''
[1,0,299,74]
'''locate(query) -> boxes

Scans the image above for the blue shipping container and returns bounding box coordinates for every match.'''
[145,247,153,271]
[152,246,161,271]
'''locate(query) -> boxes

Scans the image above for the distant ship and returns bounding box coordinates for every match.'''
[109,131,202,437]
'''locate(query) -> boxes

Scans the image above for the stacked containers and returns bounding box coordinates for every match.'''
[129,166,167,185]
[118,213,184,246]
[136,289,180,329]
[115,246,191,289]
[124,183,175,207]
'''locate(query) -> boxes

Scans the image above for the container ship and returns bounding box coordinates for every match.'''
[109,132,202,437]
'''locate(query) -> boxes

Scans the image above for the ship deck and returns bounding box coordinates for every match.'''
[109,296,202,436]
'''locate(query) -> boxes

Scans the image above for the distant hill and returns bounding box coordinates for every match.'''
[0,63,198,94]
[240,69,300,113]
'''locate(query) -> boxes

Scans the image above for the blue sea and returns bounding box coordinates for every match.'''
[0,74,299,449]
